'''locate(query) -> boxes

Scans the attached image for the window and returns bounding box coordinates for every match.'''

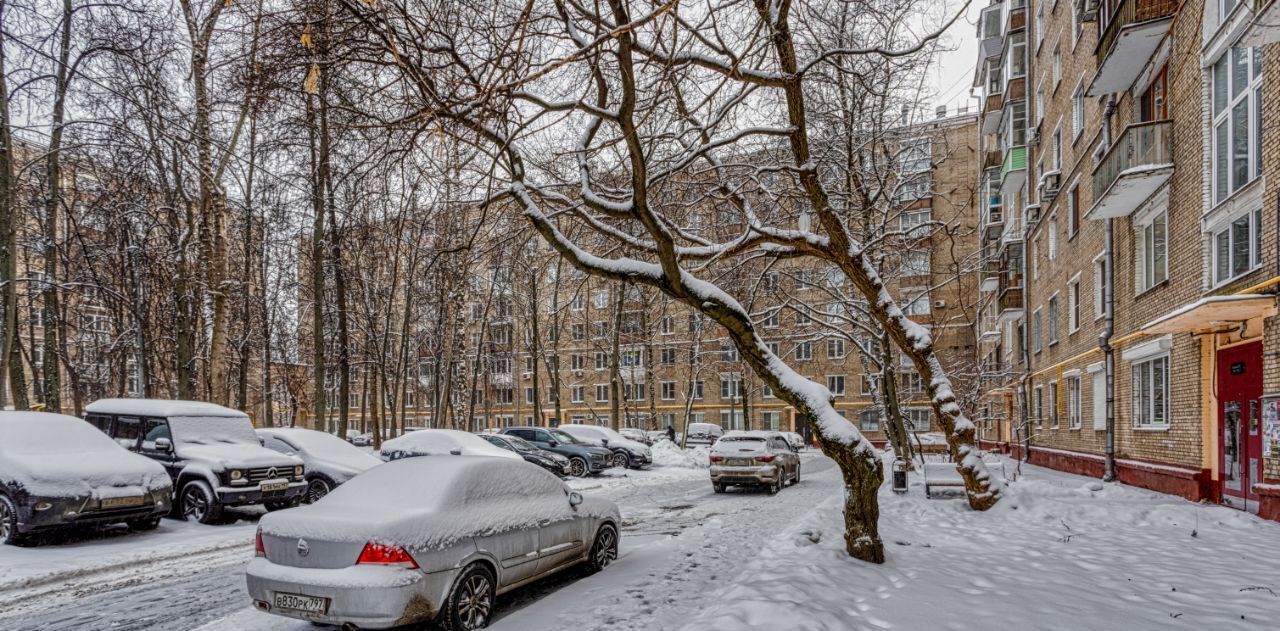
[859,409,880,431]
[661,381,676,400]
[1138,209,1168,291]
[827,338,845,359]
[827,375,846,396]
[794,309,811,325]
[688,314,703,332]
[1066,376,1081,429]
[1047,294,1060,345]
[720,340,739,362]
[1053,43,1061,87]
[1031,239,1039,280]
[595,384,610,402]
[1132,355,1169,428]
[493,355,512,374]
[901,208,931,238]
[592,321,607,338]
[660,347,677,366]
[767,342,780,357]
[900,138,932,173]
[1036,85,1045,126]
[692,380,704,400]
[525,387,535,404]
[763,383,774,398]
[595,352,608,370]
[660,316,673,335]
[1048,382,1059,428]
[903,250,931,276]
[1068,276,1081,333]
[548,386,559,403]
[1212,47,1263,205]
[763,273,778,292]
[1093,253,1107,320]
[795,341,812,360]
[1034,3,1044,50]
[593,290,609,309]
[1008,32,1027,79]
[496,388,513,405]
[719,410,745,430]
[1033,386,1044,426]
[905,409,930,432]
[762,411,781,431]
[571,354,584,371]
[571,293,584,311]
[1092,369,1107,431]
[1071,82,1085,140]
[1051,127,1061,172]
[903,290,930,316]
[626,382,645,401]
[1032,308,1043,353]
[621,348,643,368]
[1066,181,1080,237]
[720,376,744,399]
[860,374,877,396]
[764,309,780,328]
[572,323,585,340]
[1212,209,1262,285]
[1047,214,1057,260]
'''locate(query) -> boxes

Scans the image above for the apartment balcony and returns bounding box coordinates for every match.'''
[981,92,1004,134]
[1087,0,1177,96]
[1005,2,1027,34]
[999,145,1027,196]
[997,285,1024,321]
[1242,0,1280,45]
[1000,207,1023,245]
[1086,120,1173,220]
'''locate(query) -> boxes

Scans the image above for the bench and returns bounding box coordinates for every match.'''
[922,462,966,498]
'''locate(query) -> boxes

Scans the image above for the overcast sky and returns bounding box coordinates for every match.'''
[926,1,985,117]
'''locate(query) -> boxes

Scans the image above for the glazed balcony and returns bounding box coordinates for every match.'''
[1088,0,1177,96]
[999,145,1027,196]
[1087,120,1173,220]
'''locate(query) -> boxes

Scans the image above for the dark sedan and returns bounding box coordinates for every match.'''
[480,433,572,476]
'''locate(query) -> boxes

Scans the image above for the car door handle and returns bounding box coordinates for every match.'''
[538,519,552,527]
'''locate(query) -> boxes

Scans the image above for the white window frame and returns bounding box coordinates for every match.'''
[661,381,676,400]
[1067,274,1081,333]
[1136,208,1168,293]
[1048,381,1060,429]
[595,384,610,403]
[1211,47,1262,207]
[827,375,846,396]
[1066,374,1081,429]
[1071,80,1085,140]
[1047,293,1060,346]
[570,385,585,403]
[1210,208,1263,287]
[1131,354,1170,429]
[1093,252,1107,321]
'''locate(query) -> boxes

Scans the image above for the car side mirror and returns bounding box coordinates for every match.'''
[154,437,172,452]
[601,438,609,446]
[568,491,583,507]
[547,440,558,448]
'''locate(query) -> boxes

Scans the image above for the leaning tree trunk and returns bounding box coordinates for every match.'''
[880,332,913,469]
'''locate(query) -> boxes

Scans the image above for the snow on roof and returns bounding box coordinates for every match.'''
[379,428,523,461]
[85,398,249,419]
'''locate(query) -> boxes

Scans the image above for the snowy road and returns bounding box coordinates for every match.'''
[0,454,836,631]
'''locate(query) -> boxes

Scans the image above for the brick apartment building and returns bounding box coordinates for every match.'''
[972,0,1280,521]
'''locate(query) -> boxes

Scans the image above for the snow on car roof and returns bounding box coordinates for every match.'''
[0,412,126,455]
[85,398,249,419]
[0,412,170,497]
[259,456,613,549]
[257,427,382,469]
[379,428,522,461]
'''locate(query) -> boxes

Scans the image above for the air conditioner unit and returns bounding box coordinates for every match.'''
[573,369,583,377]
[1038,171,1061,203]
[933,299,948,309]
[1076,0,1099,22]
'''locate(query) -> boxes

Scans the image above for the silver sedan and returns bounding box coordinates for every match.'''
[245,455,620,630]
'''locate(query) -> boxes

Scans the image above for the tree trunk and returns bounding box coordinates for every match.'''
[609,289,622,430]
[306,91,326,428]
[879,333,913,469]
[40,0,73,412]
[0,0,28,410]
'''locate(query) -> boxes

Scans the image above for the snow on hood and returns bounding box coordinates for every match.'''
[177,443,303,471]
[379,429,523,462]
[0,412,170,498]
[260,456,618,550]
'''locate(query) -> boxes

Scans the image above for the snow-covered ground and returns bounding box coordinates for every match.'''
[3,450,1278,630]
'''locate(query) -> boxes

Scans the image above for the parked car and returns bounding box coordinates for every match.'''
[257,428,383,504]
[350,433,373,448]
[479,433,572,476]
[781,432,807,452]
[618,427,652,445]
[709,431,801,494]
[0,412,172,545]
[246,456,620,630]
[646,430,682,444]
[685,422,724,446]
[499,427,612,477]
[84,399,307,524]
[557,424,653,469]
[379,429,523,462]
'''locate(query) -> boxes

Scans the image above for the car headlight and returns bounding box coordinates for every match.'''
[229,469,244,481]
[294,465,305,479]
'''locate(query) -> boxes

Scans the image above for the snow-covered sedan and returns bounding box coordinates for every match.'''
[709,431,801,494]
[247,456,620,630]
[0,412,172,545]
[479,433,572,476]
[557,424,652,469]
[257,428,383,504]
[379,429,523,462]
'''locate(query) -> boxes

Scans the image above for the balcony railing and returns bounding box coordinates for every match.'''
[998,286,1024,313]
[1088,120,1173,219]
[1089,0,1177,95]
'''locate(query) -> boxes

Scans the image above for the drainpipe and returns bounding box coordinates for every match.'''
[1101,94,1117,482]
[1019,228,1032,463]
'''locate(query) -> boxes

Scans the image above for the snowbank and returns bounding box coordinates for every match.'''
[649,441,710,468]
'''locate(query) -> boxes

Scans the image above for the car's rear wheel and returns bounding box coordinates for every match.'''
[440,563,495,631]
[179,481,223,525]
[610,451,630,469]
[568,457,588,477]
[712,482,725,493]
[767,470,782,495]
[304,478,331,504]
[792,463,801,485]
[585,523,618,573]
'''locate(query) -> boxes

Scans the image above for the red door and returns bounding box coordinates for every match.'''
[1217,341,1263,510]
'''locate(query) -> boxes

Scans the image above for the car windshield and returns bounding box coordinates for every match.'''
[719,436,765,444]
[168,415,259,446]
[550,429,582,444]
[503,435,537,452]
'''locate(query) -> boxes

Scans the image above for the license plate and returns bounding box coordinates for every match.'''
[273,592,329,615]
[101,495,145,509]
[727,458,751,466]
[260,482,288,492]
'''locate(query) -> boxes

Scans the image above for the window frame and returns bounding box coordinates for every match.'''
[1131,354,1171,429]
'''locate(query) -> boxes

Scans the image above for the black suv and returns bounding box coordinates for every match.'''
[84,399,306,524]
[499,427,613,477]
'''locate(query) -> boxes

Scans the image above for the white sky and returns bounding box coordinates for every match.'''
[926,1,985,116]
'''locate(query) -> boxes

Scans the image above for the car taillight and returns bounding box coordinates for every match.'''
[756,455,776,463]
[356,542,419,569]
[709,455,724,462]
[254,528,265,557]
